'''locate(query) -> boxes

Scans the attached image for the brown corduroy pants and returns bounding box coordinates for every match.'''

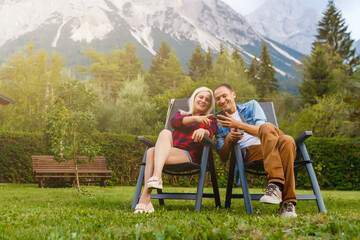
[244,122,297,203]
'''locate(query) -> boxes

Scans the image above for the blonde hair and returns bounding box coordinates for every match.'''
[180,87,215,115]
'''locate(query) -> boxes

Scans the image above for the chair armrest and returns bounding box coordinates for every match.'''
[137,136,155,147]
[295,131,312,145]
[203,135,216,148]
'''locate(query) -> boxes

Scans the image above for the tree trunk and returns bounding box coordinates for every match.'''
[75,162,81,195]
[72,127,81,195]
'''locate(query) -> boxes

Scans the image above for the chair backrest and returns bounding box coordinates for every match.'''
[258,102,279,128]
[235,102,278,127]
[165,100,278,130]
[165,98,189,132]
[163,98,203,174]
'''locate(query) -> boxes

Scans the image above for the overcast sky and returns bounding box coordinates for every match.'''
[222,0,360,40]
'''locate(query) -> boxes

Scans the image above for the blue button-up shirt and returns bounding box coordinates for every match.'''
[216,99,267,151]
[215,100,267,185]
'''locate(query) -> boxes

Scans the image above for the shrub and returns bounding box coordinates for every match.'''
[0,131,46,183]
[0,131,358,190]
[295,138,360,190]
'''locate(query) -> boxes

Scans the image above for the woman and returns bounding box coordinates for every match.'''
[134,87,217,213]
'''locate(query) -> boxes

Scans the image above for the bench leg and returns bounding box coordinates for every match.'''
[100,178,107,187]
[38,178,43,188]
[71,178,76,186]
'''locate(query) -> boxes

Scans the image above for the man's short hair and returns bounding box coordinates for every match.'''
[214,83,233,92]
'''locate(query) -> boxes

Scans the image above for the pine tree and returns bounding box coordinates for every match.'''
[248,55,260,85]
[214,47,232,74]
[299,45,337,104]
[204,47,213,78]
[213,46,257,99]
[219,43,225,55]
[118,41,143,81]
[150,40,171,76]
[149,41,183,91]
[258,41,278,95]
[163,50,183,89]
[231,46,245,66]
[188,44,205,81]
[315,0,359,74]
[231,46,240,60]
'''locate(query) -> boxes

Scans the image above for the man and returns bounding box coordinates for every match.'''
[214,83,297,217]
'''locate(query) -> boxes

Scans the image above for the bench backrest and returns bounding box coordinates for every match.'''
[31,155,108,171]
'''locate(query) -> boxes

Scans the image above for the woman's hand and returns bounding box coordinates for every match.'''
[191,128,209,142]
[225,129,244,142]
[193,114,213,126]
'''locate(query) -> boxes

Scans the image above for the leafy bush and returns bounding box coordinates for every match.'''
[296,138,360,190]
[0,131,358,190]
[0,131,46,183]
[93,133,156,186]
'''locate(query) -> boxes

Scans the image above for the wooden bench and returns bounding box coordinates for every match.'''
[31,155,112,188]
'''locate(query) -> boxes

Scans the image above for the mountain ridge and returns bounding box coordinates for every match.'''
[0,0,304,93]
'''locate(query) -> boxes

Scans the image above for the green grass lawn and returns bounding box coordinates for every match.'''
[0,184,359,239]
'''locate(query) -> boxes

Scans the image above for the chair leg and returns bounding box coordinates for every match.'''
[298,143,327,213]
[131,148,148,210]
[234,145,253,214]
[157,189,165,205]
[225,152,236,208]
[195,145,210,212]
[208,151,221,208]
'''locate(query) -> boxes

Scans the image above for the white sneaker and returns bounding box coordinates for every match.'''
[260,183,282,204]
[280,202,297,217]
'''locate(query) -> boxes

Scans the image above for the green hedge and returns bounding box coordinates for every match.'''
[0,131,46,183]
[295,138,360,190]
[0,131,153,185]
[0,132,359,190]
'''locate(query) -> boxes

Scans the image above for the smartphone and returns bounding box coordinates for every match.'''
[215,110,226,119]
[236,129,245,135]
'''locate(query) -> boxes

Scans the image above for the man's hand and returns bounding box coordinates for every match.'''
[194,114,213,126]
[217,112,242,129]
[191,128,209,142]
[225,128,244,142]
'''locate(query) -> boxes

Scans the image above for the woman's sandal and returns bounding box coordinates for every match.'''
[134,202,154,214]
[147,176,163,190]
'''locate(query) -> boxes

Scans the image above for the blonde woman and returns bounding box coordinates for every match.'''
[134,87,217,213]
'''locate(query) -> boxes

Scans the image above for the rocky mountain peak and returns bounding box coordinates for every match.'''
[246,0,320,54]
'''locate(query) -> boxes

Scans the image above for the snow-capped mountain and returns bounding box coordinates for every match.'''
[0,0,260,53]
[246,0,320,55]
[0,0,303,93]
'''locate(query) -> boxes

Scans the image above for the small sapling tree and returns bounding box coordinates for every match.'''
[46,80,100,194]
